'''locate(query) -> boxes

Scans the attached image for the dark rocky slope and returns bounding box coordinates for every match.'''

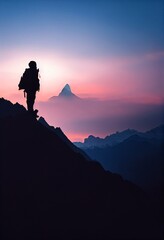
[0,98,162,239]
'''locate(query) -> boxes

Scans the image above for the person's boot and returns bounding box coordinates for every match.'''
[33,109,39,118]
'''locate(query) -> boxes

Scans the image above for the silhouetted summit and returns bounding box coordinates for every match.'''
[0,97,26,117]
[0,98,162,239]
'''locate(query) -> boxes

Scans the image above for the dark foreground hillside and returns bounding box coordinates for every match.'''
[0,98,162,239]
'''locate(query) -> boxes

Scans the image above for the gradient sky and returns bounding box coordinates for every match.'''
[0,0,164,141]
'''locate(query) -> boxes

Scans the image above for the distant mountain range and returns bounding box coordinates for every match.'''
[49,84,80,101]
[0,97,162,239]
[74,124,164,212]
[74,125,164,148]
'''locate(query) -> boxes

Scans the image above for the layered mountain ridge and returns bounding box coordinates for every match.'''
[0,98,162,239]
[73,118,164,217]
[74,126,164,148]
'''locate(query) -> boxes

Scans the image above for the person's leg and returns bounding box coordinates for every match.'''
[27,92,36,112]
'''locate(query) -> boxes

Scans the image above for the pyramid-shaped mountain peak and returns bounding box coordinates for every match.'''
[49,84,79,101]
[59,84,71,96]
[58,83,78,98]
[63,83,71,92]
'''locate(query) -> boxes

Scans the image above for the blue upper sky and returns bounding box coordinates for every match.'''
[0,0,163,57]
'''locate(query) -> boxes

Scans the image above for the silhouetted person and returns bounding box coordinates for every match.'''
[19,61,40,116]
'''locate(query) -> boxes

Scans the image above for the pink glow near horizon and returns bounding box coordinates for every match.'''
[39,50,163,141]
[36,97,164,142]
[0,49,164,142]
[1,50,164,105]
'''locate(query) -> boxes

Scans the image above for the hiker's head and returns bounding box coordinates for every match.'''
[29,61,37,69]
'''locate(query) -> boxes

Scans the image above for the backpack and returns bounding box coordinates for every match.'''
[18,68,40,91]
[18,76,27,90]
